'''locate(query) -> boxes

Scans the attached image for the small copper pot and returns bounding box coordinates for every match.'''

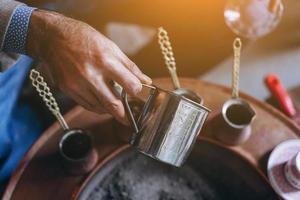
[213,98,256,146]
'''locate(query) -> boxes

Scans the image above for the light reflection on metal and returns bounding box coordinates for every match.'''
[122,84,210,166]
[224,0,284,39]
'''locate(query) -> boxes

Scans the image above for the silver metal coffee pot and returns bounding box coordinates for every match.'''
[122,84,210,167]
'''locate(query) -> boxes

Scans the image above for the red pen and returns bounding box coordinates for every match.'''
[265,74,296,118]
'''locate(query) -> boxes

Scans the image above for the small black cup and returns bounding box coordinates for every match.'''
[59,129,98,175]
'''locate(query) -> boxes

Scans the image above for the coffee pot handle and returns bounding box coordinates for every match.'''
[121,84,156,133]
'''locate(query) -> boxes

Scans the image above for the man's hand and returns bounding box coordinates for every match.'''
[26,10,152,123]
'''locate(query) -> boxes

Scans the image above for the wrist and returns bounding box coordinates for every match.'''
[26,10,63,60]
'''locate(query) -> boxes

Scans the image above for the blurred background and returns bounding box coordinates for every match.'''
[22,0,300,100]
[23,0,235,76]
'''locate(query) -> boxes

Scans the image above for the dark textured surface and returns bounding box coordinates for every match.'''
[86,155,217,200]
[78,141,278,200]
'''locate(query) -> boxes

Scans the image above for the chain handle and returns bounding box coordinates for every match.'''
[158,27,181,89]
[232,38,242,99]
[29,69,69,130]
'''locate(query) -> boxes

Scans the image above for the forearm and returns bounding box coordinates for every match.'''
[27,10,56,60]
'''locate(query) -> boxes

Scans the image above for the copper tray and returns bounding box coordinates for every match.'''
[3,78,300,200]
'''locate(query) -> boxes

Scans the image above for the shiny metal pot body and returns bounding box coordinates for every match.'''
[122,85,210,166]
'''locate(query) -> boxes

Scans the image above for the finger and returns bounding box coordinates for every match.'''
[113,46,152,84]
[121,57,152,84]
[60,82,106,114]
[103,59,142,96]
[88,76,128,124]
[61,86,92,109]
[71,93,94,111]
